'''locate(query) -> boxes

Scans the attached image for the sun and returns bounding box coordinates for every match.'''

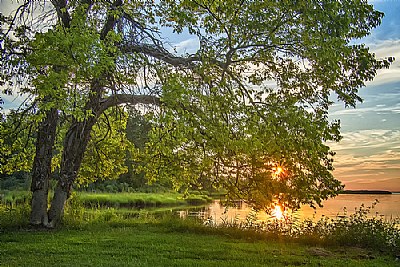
[271,205,284,220]
[272,165,284,176]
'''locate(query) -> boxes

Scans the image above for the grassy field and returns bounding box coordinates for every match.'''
[0,219,398,267]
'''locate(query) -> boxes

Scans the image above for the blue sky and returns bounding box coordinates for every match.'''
[1,1,399,191]
[328,1,400,191]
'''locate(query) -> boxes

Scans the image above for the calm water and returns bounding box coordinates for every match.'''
[180,194,400,224]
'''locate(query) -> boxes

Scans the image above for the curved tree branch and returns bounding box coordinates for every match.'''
[118,43,200,68]
[97,94,160,116]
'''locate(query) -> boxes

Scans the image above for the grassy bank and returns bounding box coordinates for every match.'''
[0,190,213,208]
[0,218,398,267]
[74,191,212,208]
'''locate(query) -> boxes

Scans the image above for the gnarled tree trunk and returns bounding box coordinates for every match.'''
[47,117,97,227]
[30,108,58,226]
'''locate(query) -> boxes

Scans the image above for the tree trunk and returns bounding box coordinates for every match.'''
[47,184,69,228]
[47,117,96,227]
[30,108,58,226]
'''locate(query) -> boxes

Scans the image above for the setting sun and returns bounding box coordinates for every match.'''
[273,165,284,176]
[271,205,284,220]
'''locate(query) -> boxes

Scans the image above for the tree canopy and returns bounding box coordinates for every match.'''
[0,0,392,227]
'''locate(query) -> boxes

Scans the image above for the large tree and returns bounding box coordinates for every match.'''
[0,0,392,227]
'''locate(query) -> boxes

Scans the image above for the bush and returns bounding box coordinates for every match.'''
[0,172,31,191]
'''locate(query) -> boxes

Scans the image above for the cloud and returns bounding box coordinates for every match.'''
[329,129,400,190]
[366,40,400,86]
[172,38,200,55]
[0,1,18,14]
[330,103,400,116]
[331,129,400,153]
[0,93,30,113]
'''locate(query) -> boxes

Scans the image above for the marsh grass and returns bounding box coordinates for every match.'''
[0,190,31,207]
[75,191,212,208]
[204,200,400,255]
[60,198,400,257]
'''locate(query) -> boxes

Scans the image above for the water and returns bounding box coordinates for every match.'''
[179,194,400,224]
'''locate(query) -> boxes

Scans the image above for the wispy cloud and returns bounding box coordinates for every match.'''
[171,38,200,55]
[366,40,400,86]
[331,130,400,153]
[330,129,400,190]
[330,103,400,116]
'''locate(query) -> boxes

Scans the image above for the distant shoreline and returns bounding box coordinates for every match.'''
[340,190,392,195]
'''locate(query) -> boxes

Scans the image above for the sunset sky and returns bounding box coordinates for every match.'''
[328,1,400,191]
[1,1,399,191]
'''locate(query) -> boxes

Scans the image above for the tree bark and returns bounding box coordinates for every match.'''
[30,108,58,226]
[47,183,69,228]
[47,117,96,226]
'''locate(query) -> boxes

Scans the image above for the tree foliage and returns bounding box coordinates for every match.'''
[0,110,37,174]
[0,107,135,184]
[77,108,137,186]
[0,0,393,226]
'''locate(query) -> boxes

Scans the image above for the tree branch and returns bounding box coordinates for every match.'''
[97,94,160,116]
[118,43,200,68]
[100,0,123,40]
[50,0,71,28]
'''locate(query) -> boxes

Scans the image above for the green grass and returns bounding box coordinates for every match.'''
[0,219,398,267]
[0,190,213,209]
[0,195,399,266]
[75,191,212,208]
[0,190,31,206]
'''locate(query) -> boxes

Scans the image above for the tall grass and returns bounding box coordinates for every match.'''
[205,201,400,255]
[0,190,31,207]
[0,191,31,230]
[75,191,212,208]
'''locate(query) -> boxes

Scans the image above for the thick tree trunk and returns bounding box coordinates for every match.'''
[30,108,58,226]
[30,189,49,225]
[47,184,69,228]
[47,117,96,227]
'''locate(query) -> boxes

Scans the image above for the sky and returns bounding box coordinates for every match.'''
[1,1,399,191]
[327,1,400,191]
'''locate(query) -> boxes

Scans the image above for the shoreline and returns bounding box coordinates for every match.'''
[340,190,392,195]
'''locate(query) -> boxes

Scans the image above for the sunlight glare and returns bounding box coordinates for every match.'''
[272,205,284,220]
[273,165,284,176]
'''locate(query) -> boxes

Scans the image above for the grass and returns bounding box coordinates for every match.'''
[0,190,31,207]
[0,190,213,209]
[0,218,398,267]
[74,191,212,208]
[0,195,399,266]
